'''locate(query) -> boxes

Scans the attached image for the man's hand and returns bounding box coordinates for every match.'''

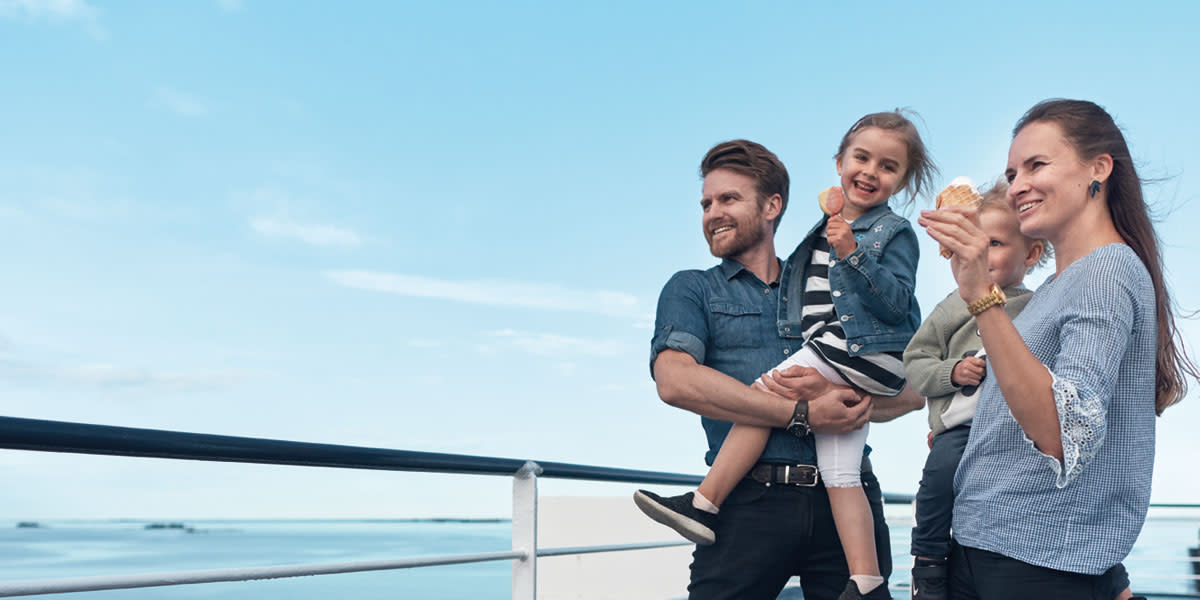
[825,215,857,258]
[951,356,987,387]
[760,368,870,434]
[757,365,832,400]
[808,388,872,434]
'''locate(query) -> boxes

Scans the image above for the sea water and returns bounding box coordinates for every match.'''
[0,519,512,599]
[1,510,1197,599]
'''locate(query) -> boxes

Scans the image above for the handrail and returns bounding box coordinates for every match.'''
[0,552,529,598]
[2,415,1197,599]
[0,416,918,503]
[0,416,700,486]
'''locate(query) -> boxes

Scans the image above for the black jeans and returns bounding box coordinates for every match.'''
[949,544,1129,600]
[911,425,970,559]
[688,471,892,600]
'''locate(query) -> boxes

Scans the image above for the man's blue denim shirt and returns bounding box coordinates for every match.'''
[650,258,816,466]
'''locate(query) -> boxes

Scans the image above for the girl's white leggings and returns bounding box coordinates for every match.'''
[763,345,868,488]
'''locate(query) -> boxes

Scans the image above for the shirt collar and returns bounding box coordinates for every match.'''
[719,258,782,286]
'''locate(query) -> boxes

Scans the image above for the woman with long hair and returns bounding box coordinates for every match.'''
[918,98,1197,599]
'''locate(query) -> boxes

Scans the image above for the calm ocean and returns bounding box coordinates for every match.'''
[2,510,1197,598]
[0,519,512,599]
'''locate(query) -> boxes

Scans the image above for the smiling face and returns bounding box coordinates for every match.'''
[1005,121,1097,243]
[980,206,1042,289]
[835,126,909,220]
[700,168,774,260]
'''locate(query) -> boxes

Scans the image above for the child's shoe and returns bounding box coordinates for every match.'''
[910,563,948,600]
[836,580,892,600]
[631,490,717,545]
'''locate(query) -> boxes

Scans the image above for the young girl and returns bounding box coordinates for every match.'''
[636,110,937,600]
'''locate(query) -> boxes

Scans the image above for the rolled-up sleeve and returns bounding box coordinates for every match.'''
[650,271,710,377]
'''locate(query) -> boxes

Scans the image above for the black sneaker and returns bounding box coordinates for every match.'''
[910,564,948,600]
[631,490,717,545]
[836,580,892,600]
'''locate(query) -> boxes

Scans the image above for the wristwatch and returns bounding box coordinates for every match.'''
[967,283,1007,316]
[785,400,810,438]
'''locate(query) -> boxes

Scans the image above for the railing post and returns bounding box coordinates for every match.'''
[512,461,541,600]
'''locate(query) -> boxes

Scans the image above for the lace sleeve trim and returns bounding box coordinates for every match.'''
[1022,368,1105,488]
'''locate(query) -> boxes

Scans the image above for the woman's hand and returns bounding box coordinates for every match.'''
[917,206,991,302]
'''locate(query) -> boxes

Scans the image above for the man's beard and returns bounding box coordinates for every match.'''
[707,218,766,259]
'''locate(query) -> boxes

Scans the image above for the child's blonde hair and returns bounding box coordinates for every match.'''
[979,177,1052,271]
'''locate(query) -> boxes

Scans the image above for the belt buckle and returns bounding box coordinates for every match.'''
[785,464,819,487]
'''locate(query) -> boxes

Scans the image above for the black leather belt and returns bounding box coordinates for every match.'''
[746,456,872,487]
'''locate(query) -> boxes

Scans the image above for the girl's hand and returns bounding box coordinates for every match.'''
[825,215,857,258]
[917,206,991,302]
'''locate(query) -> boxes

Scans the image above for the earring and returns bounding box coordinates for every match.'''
[1089,180,1101,198]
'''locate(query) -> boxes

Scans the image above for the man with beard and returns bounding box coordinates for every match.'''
[648,140,914,599]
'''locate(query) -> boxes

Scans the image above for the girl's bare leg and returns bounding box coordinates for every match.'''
[827,485,880,576]
[697,422,770,506]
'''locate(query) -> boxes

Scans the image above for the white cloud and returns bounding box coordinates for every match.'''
[60,363,253,390]
[325,270,642,318]
[251,217,362,247]
[0,357,256,392]
[406,339,447,350]
[152,87,209,117]
[0,0,94,20]
[0,0,105,38]
[486,329,626,358]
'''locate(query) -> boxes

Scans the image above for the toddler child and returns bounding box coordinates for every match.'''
[902,179,1045,599]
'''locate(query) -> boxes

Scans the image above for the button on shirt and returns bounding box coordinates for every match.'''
[650,259,812,466]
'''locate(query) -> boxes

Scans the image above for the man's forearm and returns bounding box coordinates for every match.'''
[653,349,794,427]
[870,385,925,422]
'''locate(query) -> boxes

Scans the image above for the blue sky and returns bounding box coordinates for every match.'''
[2,1,1199,519]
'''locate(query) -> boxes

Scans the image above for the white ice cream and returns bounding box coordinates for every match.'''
[949,176,976,191]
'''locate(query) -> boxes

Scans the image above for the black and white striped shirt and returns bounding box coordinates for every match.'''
[801,230,906,396]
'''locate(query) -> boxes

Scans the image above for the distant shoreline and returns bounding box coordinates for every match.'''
[16,518,515,524]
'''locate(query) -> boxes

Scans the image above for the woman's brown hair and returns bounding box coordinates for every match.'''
[1014,99,1197,414]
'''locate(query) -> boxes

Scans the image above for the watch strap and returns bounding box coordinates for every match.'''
[786,400,810,438]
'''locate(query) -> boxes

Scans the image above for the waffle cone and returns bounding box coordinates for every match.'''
[935,183,982,258]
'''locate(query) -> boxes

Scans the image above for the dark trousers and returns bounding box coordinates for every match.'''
[949,544,1128,600]
[688,471,892,600]
[911,425,970,559]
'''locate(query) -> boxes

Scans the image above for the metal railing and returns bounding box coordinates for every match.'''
[0,415,721,598]
[1,415,1197,599]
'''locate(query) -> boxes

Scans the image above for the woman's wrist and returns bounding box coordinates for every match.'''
[959,284,991,304]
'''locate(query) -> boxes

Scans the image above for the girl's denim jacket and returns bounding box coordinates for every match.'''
[778,203,921,356]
